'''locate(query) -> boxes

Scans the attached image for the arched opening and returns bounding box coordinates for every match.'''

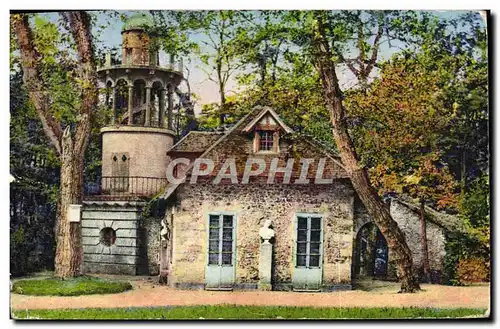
[132,79,146,125]
[105,80,113,109]
[115,79,129,124]
[353,223,389,279]
[133,79,146,106]
[151,80,164,127]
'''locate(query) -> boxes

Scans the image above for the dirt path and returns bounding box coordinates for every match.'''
[10,279,490,311]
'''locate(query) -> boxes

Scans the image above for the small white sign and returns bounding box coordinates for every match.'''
[68,204,82,223]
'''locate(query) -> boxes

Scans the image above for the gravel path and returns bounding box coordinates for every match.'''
[10,279,490,311]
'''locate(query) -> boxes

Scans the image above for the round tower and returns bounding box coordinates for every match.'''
[97,13,183,196]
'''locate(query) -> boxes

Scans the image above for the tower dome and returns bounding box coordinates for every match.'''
[122,12,154,32]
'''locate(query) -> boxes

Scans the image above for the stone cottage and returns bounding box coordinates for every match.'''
[81,14,462,291]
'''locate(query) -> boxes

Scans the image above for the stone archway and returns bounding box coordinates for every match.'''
[353,222,389,279]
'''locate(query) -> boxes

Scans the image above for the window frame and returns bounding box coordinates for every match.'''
[293,213,324,269]
[259,130,274,151]
[206,211,237,267]
[253,129,279,154]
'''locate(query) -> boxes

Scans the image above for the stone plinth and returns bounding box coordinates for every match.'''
[259,240,273,290]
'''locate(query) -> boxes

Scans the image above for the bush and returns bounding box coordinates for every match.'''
[12,276,132,296]
[456,258,489,284]
[444,231,490,285]
[444,175,490,285]
[10,223,55,277]
[10,185,57,277]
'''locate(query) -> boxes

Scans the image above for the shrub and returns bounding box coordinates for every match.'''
[456,258,489,285]
[444,175,490,285]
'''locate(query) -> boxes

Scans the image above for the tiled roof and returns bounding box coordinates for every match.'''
[167,131,225,153]
[160,106,348,200]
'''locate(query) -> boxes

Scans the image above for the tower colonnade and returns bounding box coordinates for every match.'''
[104,77,175,129]
[96,12,184,188]
[97,12,183,130]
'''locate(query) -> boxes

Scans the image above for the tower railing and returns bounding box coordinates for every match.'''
[84,176,168,201]
[97,57,184,75]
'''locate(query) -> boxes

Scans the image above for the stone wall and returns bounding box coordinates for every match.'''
[389,199,447,282]
[139,215,162,275]
[122,30,150,65]
[82,201,162,276]
[352,198,447,282]
[82,201,145,275]
[170,181,355,290]
[101,126,174,181]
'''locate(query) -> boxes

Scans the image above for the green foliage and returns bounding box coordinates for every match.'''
[30,14,82,126]
[444,232,489,286]
[12,306,487,320]
[148,11,206,57]
[444,175,490,285]
[197,94,252,130]
[346,53,461,209]
[12,276,132,296]
[11,226,25,244]
[10,71,59,277]
[461,174,490,229]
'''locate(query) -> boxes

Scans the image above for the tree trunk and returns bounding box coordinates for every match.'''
[219,86,226,125]
[419,199,431,283]
[12,12,97,278]
[54,127,83,278]
[460,147,467,195]
[311,12,420,293]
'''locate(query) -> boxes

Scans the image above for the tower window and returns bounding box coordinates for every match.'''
[125,48,132,64]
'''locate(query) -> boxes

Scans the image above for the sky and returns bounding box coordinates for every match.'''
[41,10,486,114]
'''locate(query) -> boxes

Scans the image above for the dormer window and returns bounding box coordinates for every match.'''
[243,107,294,154]
[259,131,274,151]
[254,129,279,153]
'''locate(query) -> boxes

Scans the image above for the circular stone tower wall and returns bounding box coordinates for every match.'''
[101,126,174,194]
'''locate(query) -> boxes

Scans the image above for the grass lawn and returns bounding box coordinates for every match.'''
[12,305,488,320]
[11,276,132,296]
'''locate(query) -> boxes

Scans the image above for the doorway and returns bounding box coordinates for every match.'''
[205,213,236,290]
[292,214,323,291]
[354,223,389,278]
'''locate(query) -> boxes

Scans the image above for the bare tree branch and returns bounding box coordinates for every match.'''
[365,16,385,76]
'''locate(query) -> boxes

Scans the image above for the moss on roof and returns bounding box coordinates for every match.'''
[167,131,225,153]
[122,13,154,31]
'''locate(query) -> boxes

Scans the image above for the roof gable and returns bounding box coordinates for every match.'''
[161,106,348,199]
[241,106,293,134]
